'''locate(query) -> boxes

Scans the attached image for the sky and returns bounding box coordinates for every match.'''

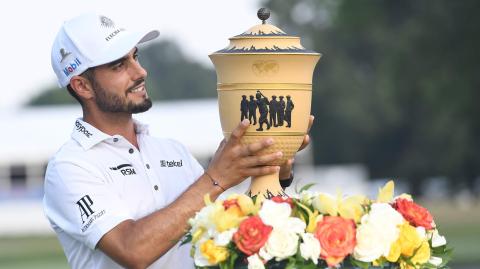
[0,0,261,111]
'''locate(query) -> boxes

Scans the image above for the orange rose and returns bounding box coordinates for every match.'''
[314,216,356,267]
[233,216,273,256]
[223,199,243,217]
[271,195,294,208]
[393,198,433,230]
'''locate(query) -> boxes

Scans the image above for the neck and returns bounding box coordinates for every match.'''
[83,106,139,149]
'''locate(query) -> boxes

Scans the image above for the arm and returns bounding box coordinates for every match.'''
[97,119,282,269]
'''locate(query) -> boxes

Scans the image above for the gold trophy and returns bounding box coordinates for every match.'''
[209,8,321,199]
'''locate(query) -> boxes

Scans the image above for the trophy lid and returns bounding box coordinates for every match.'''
[212,8,319,55]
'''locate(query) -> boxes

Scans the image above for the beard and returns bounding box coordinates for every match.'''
[93,79,152,114]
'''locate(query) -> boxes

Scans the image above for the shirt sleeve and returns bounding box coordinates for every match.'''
[43,159,132,249]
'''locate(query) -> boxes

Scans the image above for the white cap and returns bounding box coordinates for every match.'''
[51,13,159,87]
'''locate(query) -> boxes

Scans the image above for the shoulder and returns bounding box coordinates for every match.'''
[45,139,104,185]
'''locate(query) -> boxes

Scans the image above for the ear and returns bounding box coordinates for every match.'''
[70,75,95,100]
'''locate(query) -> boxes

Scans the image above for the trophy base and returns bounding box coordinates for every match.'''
[246,171,287,200]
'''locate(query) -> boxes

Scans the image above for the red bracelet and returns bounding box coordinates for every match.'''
[204,171,226,191]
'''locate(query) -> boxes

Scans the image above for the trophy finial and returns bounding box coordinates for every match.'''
[257,8,270,24]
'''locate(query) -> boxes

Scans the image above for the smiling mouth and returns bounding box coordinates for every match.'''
[130,86,144,93]
[127,82,146,94]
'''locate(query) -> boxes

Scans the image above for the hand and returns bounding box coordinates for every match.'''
[207,119,283,190]
[279,115,314,179]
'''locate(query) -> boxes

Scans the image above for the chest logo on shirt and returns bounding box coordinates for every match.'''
[109,163,137,176]
[160,159,183,167]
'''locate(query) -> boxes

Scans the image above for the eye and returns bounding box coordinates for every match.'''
[112,61,125,70]
[133,53,139,62]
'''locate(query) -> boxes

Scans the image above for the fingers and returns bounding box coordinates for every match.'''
[241,151,283,167]
[298,134,310,151]
[298,115,314,152]
[243,165,280,177]
[240,137,274,156]
[229,119,250,143]
[279,158,294,179]
[307,115,314,133]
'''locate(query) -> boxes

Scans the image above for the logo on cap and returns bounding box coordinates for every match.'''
[63,58,82,77]
[100,16,115,28]
[59,48,71,63]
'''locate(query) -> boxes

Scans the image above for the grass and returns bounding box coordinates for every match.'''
[0,199,478,268]
[0,235,68,269]
[421,199,480,266]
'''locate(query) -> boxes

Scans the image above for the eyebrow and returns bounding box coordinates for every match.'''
[106,48,139,67]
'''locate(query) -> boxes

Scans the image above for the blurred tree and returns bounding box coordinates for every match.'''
[27,39,216,106]
[262,0,480,195]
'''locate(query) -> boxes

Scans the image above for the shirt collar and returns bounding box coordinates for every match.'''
[71,118,150,150]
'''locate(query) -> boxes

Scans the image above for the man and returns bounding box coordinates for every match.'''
[255,90,271,131]
[43,13,312,269]
[285,95,295,128]
[277,95,285,126]
[240,95,248,122]
[248,95,257,125]
[269,95,278,127]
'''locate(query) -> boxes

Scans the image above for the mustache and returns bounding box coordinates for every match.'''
[127,79,146,92]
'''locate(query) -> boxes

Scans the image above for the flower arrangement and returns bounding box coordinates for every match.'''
[183,181,452,269]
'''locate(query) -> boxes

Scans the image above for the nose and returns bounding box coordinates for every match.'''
[129,58,147,81]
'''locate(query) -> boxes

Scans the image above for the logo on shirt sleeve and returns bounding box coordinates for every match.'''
[76,195,94,224]
[109,164,136,176]
[76,194,106,233]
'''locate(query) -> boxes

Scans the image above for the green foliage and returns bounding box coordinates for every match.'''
[262,0,480,194]
[27,39,216,106]
[296,183,317,194]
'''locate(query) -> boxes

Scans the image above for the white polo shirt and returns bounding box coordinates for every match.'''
[43,119,204,269]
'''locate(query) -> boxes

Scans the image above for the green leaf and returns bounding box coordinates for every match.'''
[296,183,317,194]
[348,256,371,269]
[180,233,192,246]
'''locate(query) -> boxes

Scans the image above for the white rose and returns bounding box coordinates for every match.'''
[259,200,291,228]
[300,190,318,205]
[431,229,447,247]
[429,256,443,266]
[280,217,306,234]
[214,228,237,246]
[189,203,219,233]
[247,254,266,269]
[299,233,321,264]
[353,203,404,262]
[260,229,299,261]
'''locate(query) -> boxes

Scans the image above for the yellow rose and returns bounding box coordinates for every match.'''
[227,194,258,216]
[398,222,423,257]
[200,239,229,264]
[411,241,431,265]
[386,239,401,262]
[377,180,394,203]
[338,195,367,223]
[389,222,431,267]
[312,191,367,223]
[213,206,244,232]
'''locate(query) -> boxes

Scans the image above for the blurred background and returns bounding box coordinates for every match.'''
[1,0,479,268]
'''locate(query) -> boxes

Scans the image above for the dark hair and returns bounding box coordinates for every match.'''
[65,68,95,105]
